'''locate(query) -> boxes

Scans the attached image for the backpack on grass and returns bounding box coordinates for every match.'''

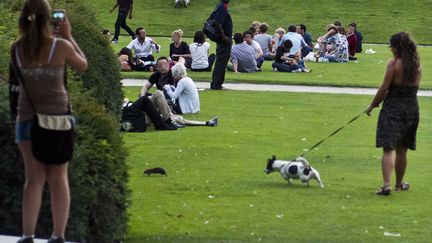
[120,102,147,132]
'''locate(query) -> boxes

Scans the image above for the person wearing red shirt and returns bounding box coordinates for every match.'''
[347,23,358,60]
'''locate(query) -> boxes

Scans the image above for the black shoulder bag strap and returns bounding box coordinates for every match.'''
[9,46,21,124]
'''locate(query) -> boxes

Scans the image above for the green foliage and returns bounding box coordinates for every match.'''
[0,83,23,236]
[0,1,23,236]
[62,0,124,117]
[0,1,18,79]
[67,87,129,242]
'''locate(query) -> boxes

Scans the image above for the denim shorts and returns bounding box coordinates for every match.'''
[15,119,33,143]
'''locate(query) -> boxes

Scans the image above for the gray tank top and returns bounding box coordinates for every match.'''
[16,38,68,122]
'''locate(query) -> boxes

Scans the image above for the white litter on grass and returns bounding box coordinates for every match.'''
[384,232,401,237]
[249,204,254,208]
[275,214,284,219]
[208,195,215,199]
[204,220,210,225]
[301,138,307,141]
[365,49,377,54]
[379,226,384,229]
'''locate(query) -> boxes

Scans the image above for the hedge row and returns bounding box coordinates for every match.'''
[0,0,130,242]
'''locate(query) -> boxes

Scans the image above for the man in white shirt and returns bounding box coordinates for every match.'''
[243,30,264,68]
[280,25,307,58]
[126,27,160,62]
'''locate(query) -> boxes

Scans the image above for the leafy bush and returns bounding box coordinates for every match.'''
[65,1,124,117]
[67,86,129,242]
[0,0,130,242]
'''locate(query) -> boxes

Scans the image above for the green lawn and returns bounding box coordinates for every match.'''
[113,36,432,89]
[122,87,432,242]
[85,0,432,44]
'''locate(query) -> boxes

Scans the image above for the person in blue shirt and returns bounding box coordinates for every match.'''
[210,0,232,90]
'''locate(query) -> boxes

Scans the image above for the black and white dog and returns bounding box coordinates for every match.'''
[265,155,324,188]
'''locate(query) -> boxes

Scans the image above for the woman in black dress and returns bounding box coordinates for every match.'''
[366,32,421,196]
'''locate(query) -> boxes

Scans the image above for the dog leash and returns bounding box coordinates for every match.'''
[295,111,366,159]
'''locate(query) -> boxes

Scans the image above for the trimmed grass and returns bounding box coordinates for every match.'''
[113,37,432,89]
[123,87,432,242]
[85,0,432,44]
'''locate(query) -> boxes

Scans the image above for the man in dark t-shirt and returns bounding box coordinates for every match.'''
[110,0,136,43]
[169,40,192,68]
[140,57,183,117]
[140,57,175,95]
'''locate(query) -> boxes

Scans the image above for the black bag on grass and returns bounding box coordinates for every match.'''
[120,102,147,132]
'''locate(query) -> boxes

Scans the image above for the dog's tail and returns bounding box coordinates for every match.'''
[296,157,310,167]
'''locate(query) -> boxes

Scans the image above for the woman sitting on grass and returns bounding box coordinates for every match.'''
[316,24,348,63]
[169,29,192,68]
[118,47,135,71]
[272,40,310,72]
[366,32,421,196]
[163,58,200,114]
[189,31,215,72]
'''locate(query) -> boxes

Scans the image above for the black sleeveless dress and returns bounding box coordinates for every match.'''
[376,83,419,150]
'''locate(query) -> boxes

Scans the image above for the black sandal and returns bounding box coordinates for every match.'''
[395,182,410,191]
[376,186,391,196]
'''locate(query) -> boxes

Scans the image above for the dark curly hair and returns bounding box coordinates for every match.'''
[389,32,420,83]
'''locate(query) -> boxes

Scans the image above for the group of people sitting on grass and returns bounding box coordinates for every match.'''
[118,28,215,72]
[116,20,362,130]
[125,56,218,131]
[116,20,363,74]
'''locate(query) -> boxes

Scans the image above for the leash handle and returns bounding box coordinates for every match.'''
[295,111,366,160]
